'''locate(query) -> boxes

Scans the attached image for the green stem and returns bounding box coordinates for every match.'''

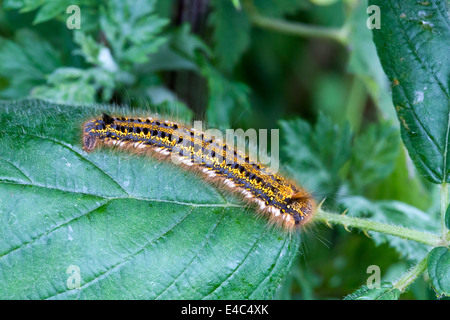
[243,1,349,45]
[440,183,449,242]
[393,255,428,293]
[315,209,442,247]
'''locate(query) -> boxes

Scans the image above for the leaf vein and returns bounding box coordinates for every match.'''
[44,205,196,300]
[388,0,450,99]
[0,199,110,260]
[202,227,269,299]
[154,207,225,299]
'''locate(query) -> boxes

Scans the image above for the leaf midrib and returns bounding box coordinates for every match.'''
[0,180,242,260]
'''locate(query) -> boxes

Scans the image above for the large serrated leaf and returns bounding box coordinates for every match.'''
[427,247,450,297]
[209,0,250,72]
[0,99,300,299]
[370,0,450,184]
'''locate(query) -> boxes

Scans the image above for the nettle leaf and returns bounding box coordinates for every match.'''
[142,24,211,74]
[4,0,96,25]
[31,67,116,103]
[339,196,440,261]
[370,0,450,184]
[344,281,401,300]
[32,0,72,24]
[73,31,105,66]
[100,0,169,66]
[171,24,212,61]
[279,114,352,196]
[313,114,353,177]
[349,122,400,191]
[427,247,450,297]
[209,0,251,72]
[0,29,61,98]
[0,99,299,300]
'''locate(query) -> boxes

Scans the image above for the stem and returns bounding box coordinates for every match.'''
[315,209,442,247]
[243,1,349,45]
[393,255,428,293]
[440,183,449,242]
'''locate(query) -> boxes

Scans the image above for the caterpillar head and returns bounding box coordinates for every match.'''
[286,192,316,227]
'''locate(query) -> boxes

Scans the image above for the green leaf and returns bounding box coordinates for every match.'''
[31,67,116,103]
[370,0,450,184]
[209,0,251,72]
[280,113,352,196]
[142,24,211,74]
[73,31,105,66]
[427,247,450,297]
[170,24,212,61]
[349,122,400,191]
[3,0,45,12]
[0,29,61,98]
[313,114,353,177]
[99,0,169,67]
[0,99,299,299]
[366,145,432,211]
[346,0,397,122]
[4,0,96,25]
[32,0,67,24]
[344,281,401,300]
[32,82,96,104]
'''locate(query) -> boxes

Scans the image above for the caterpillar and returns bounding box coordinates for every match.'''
[82,114,316,232]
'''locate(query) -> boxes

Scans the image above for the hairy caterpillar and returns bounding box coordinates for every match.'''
[82,114,316,232]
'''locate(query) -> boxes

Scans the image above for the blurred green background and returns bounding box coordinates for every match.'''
[0,0,441,299]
